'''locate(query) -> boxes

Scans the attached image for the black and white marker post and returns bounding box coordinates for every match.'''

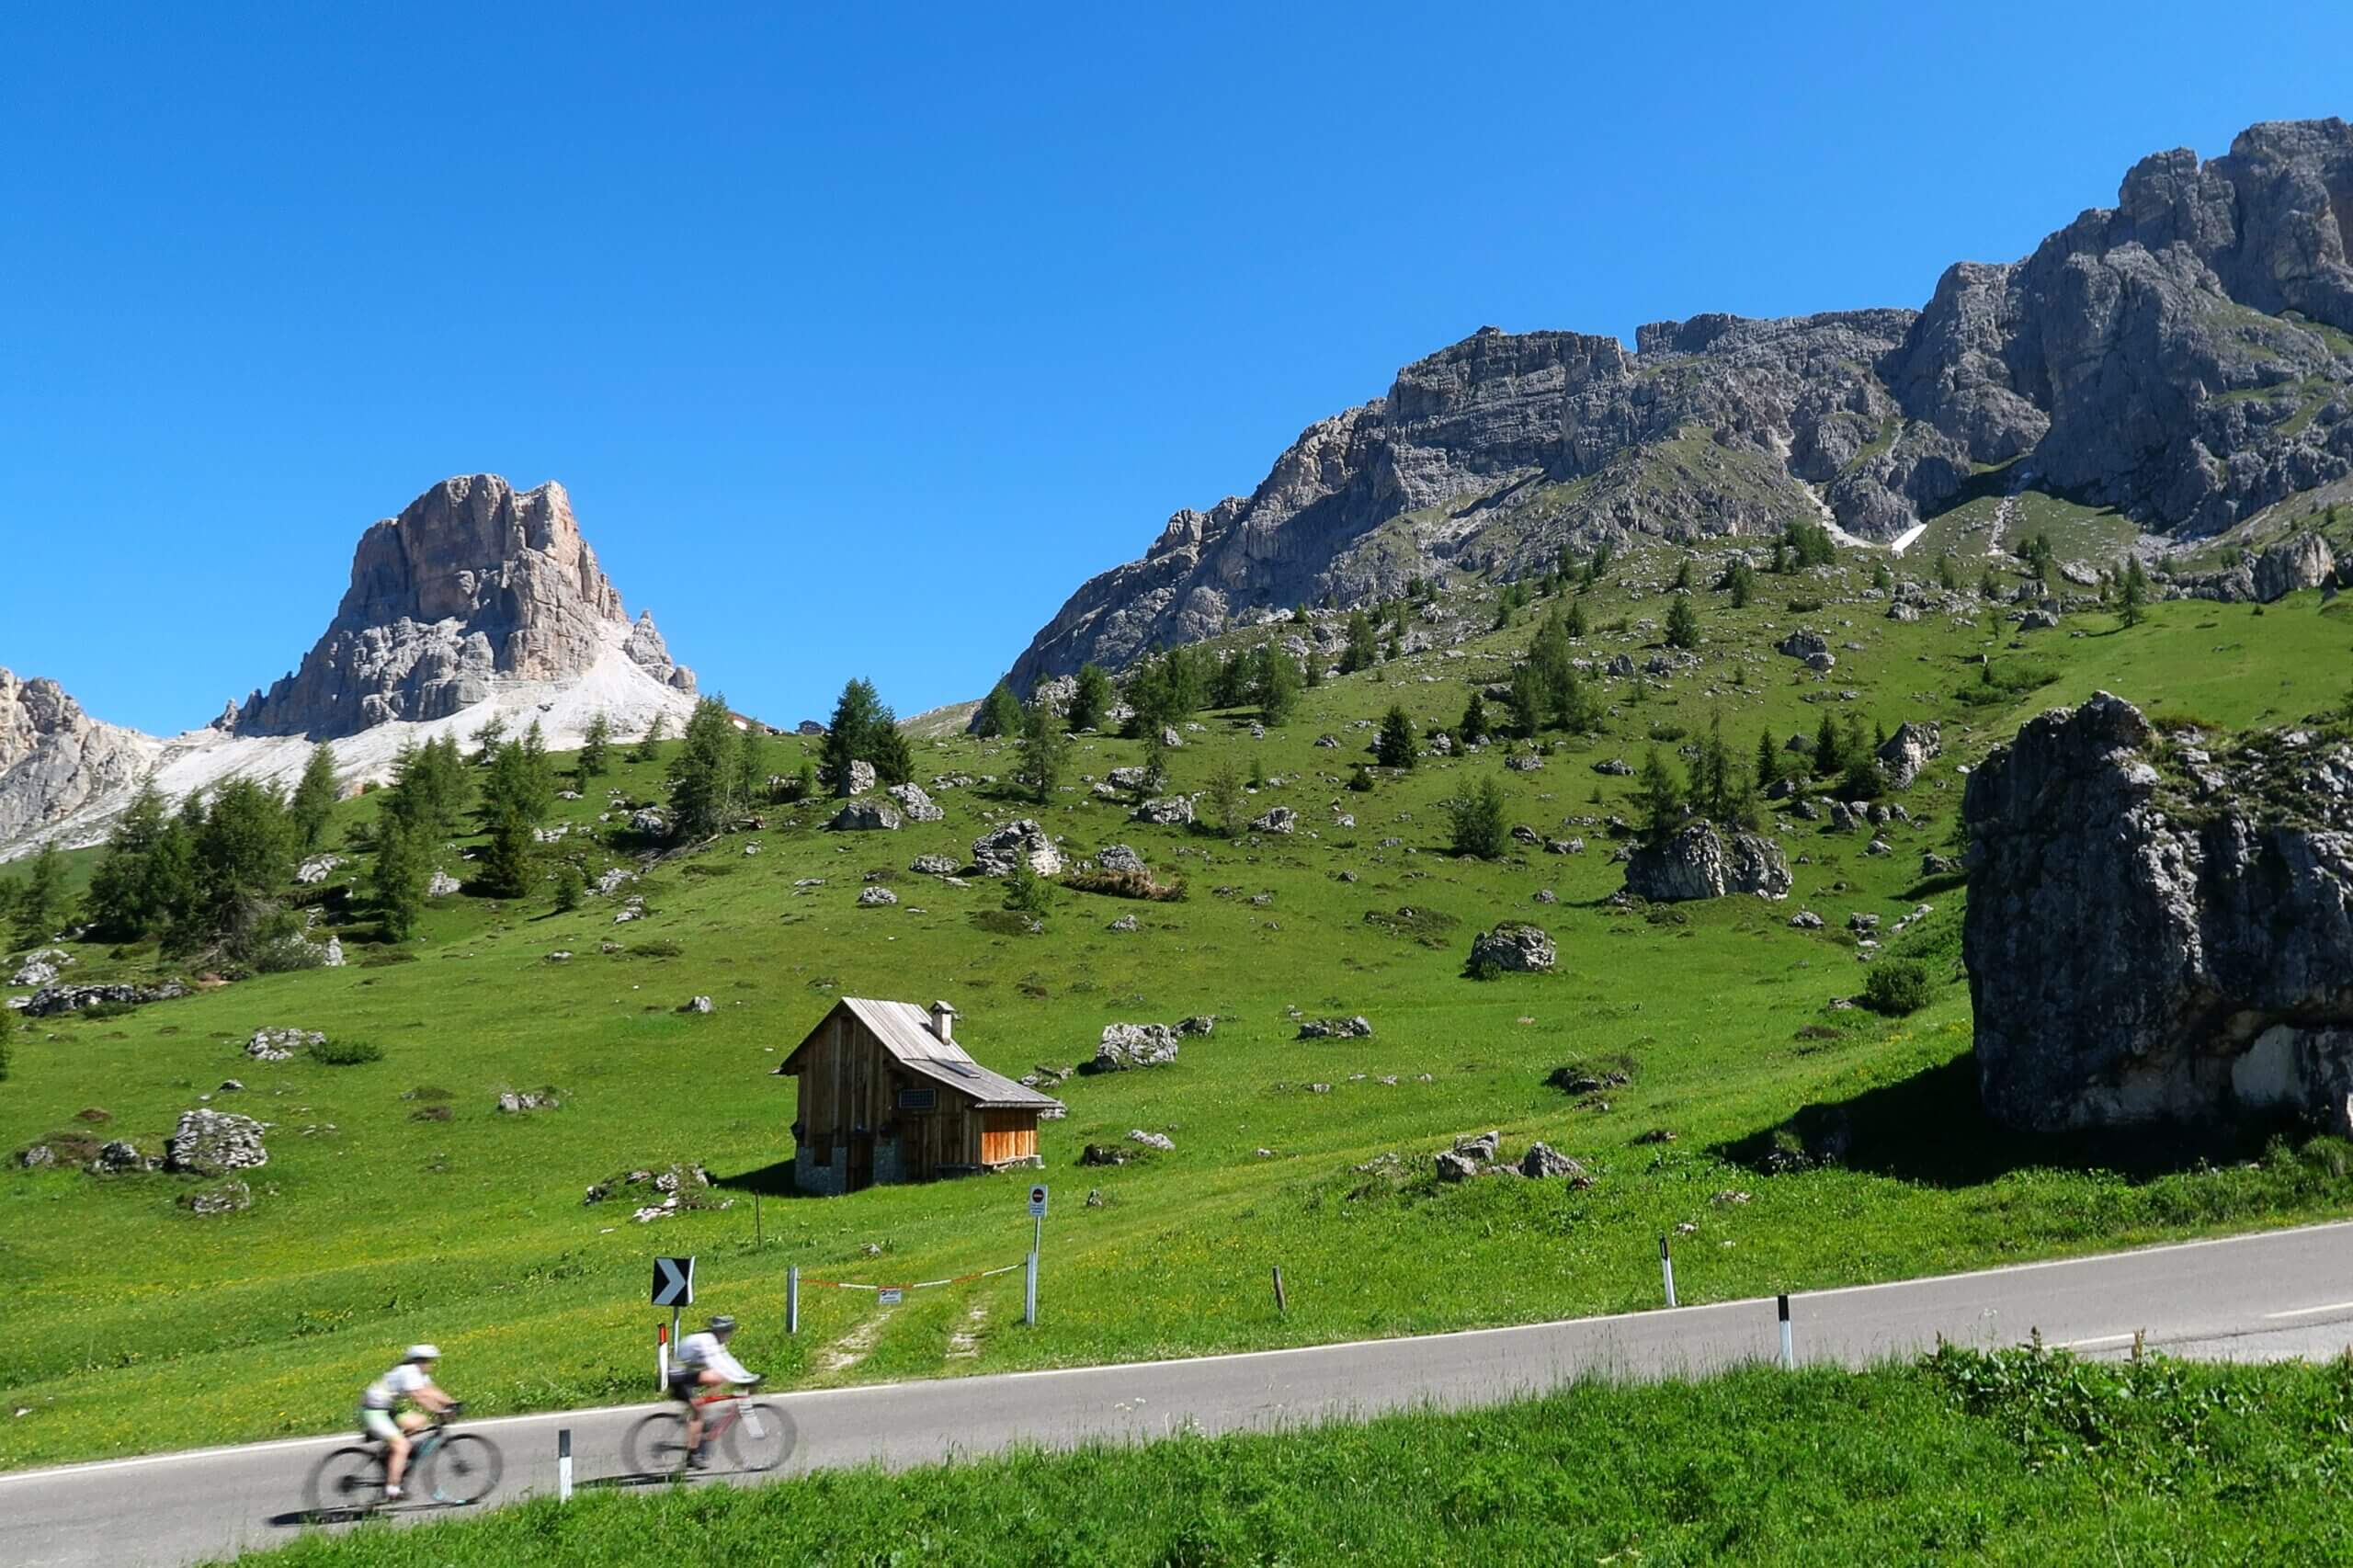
[557,1427,574,1503]
[1778,1293,1795,1369]
[1659,1234,1677,1308]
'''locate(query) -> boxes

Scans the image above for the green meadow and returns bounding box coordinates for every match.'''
[5,544,2351,1471]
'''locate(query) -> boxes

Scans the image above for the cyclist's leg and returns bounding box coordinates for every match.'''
[684,1370,725,1462]
[387,1412,428,1493]
[362,1408,407,1493]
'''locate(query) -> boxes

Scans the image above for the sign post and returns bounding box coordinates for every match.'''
[653,1256,695,1384]
[558,1427,574,1503]
[1025,1184,1048,1326]
[787,1265,800,1335]
[1659,1235,1677,1308]
[1778,1294,1795,1369]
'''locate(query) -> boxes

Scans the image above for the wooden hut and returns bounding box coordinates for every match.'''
[775,998,1063,1195]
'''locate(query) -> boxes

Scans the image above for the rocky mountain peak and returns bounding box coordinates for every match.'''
[0,669,159,854]
[1000,118,2353,690]
[234,474,696,738]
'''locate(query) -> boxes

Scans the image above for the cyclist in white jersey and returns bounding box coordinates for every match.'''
[360,1345,453,1499]
[666,1315,760,1467]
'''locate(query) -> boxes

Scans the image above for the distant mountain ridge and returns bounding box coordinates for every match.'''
[0,476,699,860]
[1002,118,2353,689]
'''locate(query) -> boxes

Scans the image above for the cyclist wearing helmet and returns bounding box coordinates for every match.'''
[668,1315,759,1467]
[361,1345,453,1500]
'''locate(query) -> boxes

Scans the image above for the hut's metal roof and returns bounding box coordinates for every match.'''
[776,997,1063,1111]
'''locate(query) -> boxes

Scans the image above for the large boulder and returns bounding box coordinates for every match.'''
[972,819,1062,877]
[1964,692,2353,1131]
[1250,806,1298,835]
[1776,630,1830,662]
[887,782,944,823]
[1132,795,1195,826]
[1470,923,1557,972]
[1097,844,1148,876]
[1624,824,1792,902]
[1090,1022,1181,1072]
[827,801,902,832]
[2252,532,2337,602]
[1876,720,1943,790]
[841,759,877,797]
[10,949,68,987]
[164,1108,269,1175]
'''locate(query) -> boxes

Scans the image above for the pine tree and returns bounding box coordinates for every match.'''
[1673,558,1694,591]
[1459,690,1488,744]
[1376,705,1417,768]
[1725,560,1755,608]
[1202,756,1246,839]
[822,678,885,795]
[1756,727,1779,790]
[1506,661,1548,738]
[1565,596,1590,638]
[631,712,669,762]
[1001,856,1054,921]
[1635,745,1685,846]
[2120,556,2149,628]
[1937,554,1961,593]
[1253,648,1302,725]
[186,777,294,957]
[1871,559,1893,592]
[579,712,613,778]
[1814,712,1844,777]
[870,721,914,788]
[1341,609,1379,674]
[371,812,429,940]
[289,743,340,851]
[86,786,197,942]
[976,682,1022,740]
[665,697,749,842]
[1069,664,1113,731]
[14,842,74,946]
[1448,777,1509,859]
[469,717,507,766]
[1020,697,1068,805]
[552,860,585,914]
[1980,565,2002,601]
[1665,593,1701,651]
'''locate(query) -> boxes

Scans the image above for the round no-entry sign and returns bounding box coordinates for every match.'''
[1028,1185,1049,1217]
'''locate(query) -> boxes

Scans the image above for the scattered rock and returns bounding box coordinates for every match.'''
[23,980,188,1017]
[887,782,944,823]
[496,1089,563,1113]
[1127,1129,1176,1152]
[972,819,1063,877]
[246,1028,324,1062]
[181,1179,253,1216]
[1298,1015,1373,1040]
[427,870,462,898]
[1107,914,1140,933]
[857,886,899,907]
[681,995,714,1014]
[1519,1142,1585,1180]
[910,853,961,876]
[1097,844,1147,875]
[1132,795,1195,826]
[164,1109,268,1175]
[1249,806,1298,835]
[1788,909,1824,930]
[1876,721,1943,790]
[827,801,903,832]
[1470,923,1556,973]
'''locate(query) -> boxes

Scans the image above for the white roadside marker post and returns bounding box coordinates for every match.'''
[558,1428,573,1503]
[1779,1294,1795,1369]
[1659,1235,1677,1308]
[788,1265,800,1335]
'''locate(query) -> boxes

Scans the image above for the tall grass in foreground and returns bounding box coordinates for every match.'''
[235,1347,2353,1565]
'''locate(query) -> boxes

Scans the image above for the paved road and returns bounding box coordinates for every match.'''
[12,1221,2353,1567]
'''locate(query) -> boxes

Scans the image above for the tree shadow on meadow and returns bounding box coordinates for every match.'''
[1711,1051,2296,1189]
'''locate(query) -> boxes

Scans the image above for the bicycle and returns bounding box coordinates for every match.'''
[624,1385,794,1477]
[305,1405,505,1517]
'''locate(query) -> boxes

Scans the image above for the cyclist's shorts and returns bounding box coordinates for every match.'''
[360,1406,401,1442]
[665,1369,702,1402]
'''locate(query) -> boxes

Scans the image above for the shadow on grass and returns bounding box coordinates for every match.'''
[711,1159,800,1198]
[1711,1051,2295,1188]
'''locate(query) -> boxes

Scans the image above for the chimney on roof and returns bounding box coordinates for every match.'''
[929,1000,956,1044]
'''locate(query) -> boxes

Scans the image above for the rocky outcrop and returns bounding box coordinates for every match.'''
[234,475,696,737]
[2252,532,2339,601]
[0,670,160,859]
[1624,824,1792,902]
[1001,120,2353,686]
[1964,692,2353,1131]
[1470,923,1557,973]
[972,820,1062,878]
[1876,721,1943,790]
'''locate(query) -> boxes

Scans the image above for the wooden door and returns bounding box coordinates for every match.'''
[847,1131,874,1192]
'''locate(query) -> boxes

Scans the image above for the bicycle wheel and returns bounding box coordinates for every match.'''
[624,1408,691,1476]
[722,1402,795,1473]
[306,1446,385,1517]
[424,1432,503,1505]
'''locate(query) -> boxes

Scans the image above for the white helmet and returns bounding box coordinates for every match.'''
[405,1344,441,1362]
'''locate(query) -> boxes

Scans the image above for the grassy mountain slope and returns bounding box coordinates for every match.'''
[5,543,2351,1471]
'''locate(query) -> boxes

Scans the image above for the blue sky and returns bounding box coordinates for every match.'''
[3,2,2346,733]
